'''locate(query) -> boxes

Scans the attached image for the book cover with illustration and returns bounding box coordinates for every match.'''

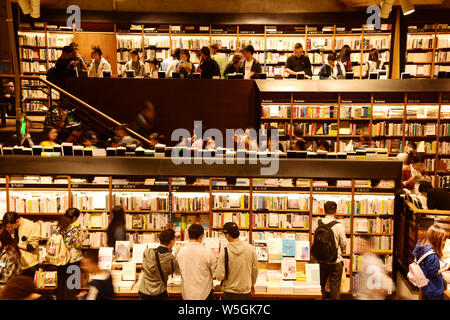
[253,240,268,261]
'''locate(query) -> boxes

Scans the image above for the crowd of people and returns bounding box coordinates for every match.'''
[44,41,385,84]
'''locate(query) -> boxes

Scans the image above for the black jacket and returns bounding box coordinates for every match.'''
[199,57,221,79]
[237,59,262,79]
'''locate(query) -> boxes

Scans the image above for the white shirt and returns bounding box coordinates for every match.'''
[317,216,347,263]
[176,241,217,300]
[244,59,254,79]
[88,57,111,78]
[166,59,180,78]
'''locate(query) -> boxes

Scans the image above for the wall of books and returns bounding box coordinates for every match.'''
[405,23,450,78]
[0,172,397,296]
[260,91,450,188]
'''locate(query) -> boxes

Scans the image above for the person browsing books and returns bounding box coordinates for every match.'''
[210,44,229,77]
[402,154,427,191]
[214,222,258,300]
[237,45,262,80]
[318,53,344,80]
[337,44,353,73]
[418,181,450,210]
[176,49,194,78]
[78,250,114,300]
[123,48,146,77]
[363,48,384,78]
[0,226,22,286]
[285,43,312,77]
[166,48,181,78]
[176,224,217,300]
[106,206,126,247]
[224,54,242,77]
[311,201,347,300]
[197,46,221,79]
[412,223,450,300]
[54,208,89,300]
[2,212,39,278]
[139,228,180,300]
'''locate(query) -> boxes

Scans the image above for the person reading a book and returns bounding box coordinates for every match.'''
[337,44,353,74]
[223,54,242,78]
[176,224,217,300]
[312,201,347,300]
[78,250,114,300]
[354,236,394,300]
[397,141,417,166]
[285,43,312,78]
[88,46,111,78]
[318,53,344,80]
[237,45,262,80]
[0,226,22,286]
[197,46,221,79]
[2,212,39,278]
[418,181,450,210]
[214,222,258,300]
[123,48,146,77]
[106,206,126,247]
[176,49,194,78]
[413,223,450,300]
[402,154,427,191]
[54,208,89,300]
[39,127,58,148]
[139,228,180,300]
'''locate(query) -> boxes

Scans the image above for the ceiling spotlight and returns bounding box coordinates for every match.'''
[380,0,394,19]
[400,0,415,15]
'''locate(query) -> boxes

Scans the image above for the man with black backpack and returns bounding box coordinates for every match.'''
[311,201,347,300]
[139,228,180,300]
[215,222,259,300]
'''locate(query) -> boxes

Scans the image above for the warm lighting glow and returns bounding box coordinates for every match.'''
[400,0,415,15]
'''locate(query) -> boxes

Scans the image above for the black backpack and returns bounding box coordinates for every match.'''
[311,219,339,263]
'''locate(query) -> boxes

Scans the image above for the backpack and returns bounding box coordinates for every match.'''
[311,219,339,263]
[45,233,70,266]
[407,249,436,288]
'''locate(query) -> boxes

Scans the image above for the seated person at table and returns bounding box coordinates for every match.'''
[224,55,243,77]
[418,181,450,210]
[285,43,312,78]
[402,154,427,191]
[123,49,146,77]
[318,53,344,80]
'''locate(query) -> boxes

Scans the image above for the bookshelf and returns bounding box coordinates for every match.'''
[259,89,450,188]
[0,157,401,297]
[405,24,450,78]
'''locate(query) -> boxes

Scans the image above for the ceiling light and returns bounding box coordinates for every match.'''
[380,0,394,19]
[400,0,415,15]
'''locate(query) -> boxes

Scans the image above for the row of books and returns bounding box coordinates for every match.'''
[21,61,47,73]
[312,197,352,214]
[292,105,337,119]
[373,139,402,153]
[436,37,450,49]
[212,194,249,209]
[48,48,63,60]
[83,232,107,247]
[252,213,310,229]
[34,269,57,288]
[355,235,393,252]
[237,38,265,50]
[171,37,210,50]
[213,212,250,228]
[439,142,450,154]
[354,218,394,233]
[372,106,404,119]
[112,193,169,211]
[296,122,337,136]
[306,38,332,50]
[19,34,46,46]
[405,105,438,118]
[438,176,450,188]
[36,220,58,239]
[372,123,404,136]
[71,192,109,210]
[352,254,393,272]
[79,212,109,229]
[406,52,434,63]
[210,38,237,50]
[47,35,73,48]
[117,37,142,49]
[442,124,450,136]
[255,52,288,64]
[404,123,437,136]
[354,196,395,215]
[125,213,169,230]
[172,195,209,211]
[252,195,310,210]
[334,38,390,50]
[436,50,450,62]
[9,193,68,213]
[144,48,170,61]
[252,231,309,241]
[143,36,170,48]
[21,48,47,60]
[424,159,435,171]
[405,64,432,76]
[23,101,46,112]
[339,123,369,136]
[407,37,434,49]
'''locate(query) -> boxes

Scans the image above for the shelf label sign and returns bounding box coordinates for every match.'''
[67,5,81,31]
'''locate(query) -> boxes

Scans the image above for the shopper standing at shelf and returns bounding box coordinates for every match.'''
[363,48,384,78]
[166,48,181,78]
[285,43,312,78]
[77,250,114,300]
[2,212,39,278]
[0,226,22,286]
[214,222,258,300]
[69,42,89,75]
[39,127,59,148]
[418,181,450,210]
[354,236,394,300]
[106,206,126,247]
[54,208,89,300]
[412,223,450,300]
[123,49,146,78]
[176,224,217,300]
[318,53,344,80]
[197,46,221,79]
[88,46,111,78]
[397,141,417,166]
[337,44,353,74]
[176,49,194,78]
[402,153,427,191]
[50,45,77,89]
[139,228,180,300]
[1,80,16,117]
[237,45,262,80]
[210,44,228,77]
[311,201,347,300]
[223,55,243,78]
